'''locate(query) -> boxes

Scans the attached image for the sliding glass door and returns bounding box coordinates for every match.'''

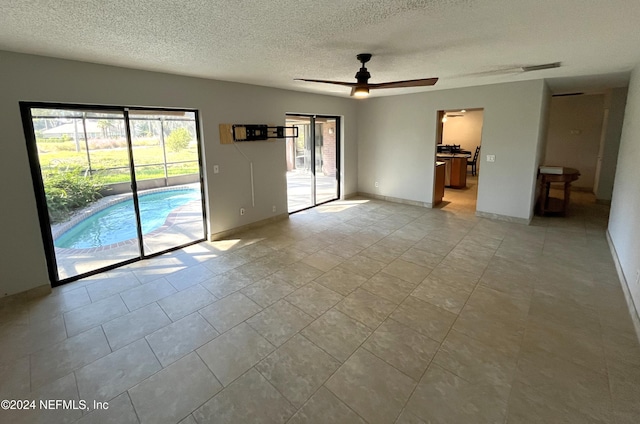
[314,117,339,204]
[22,103,206,286]
[128,110,205,254]
[285,114,340,212]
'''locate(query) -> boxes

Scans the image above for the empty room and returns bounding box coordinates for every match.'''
[1,1,639,423]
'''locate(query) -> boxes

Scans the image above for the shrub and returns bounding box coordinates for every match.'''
[43,167,103,223]
[166,128,191,152]
[51,142,79,152]
[37,137,67,144]
[88,138,128,150]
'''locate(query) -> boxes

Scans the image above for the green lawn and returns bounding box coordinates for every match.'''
[37,145,200,183]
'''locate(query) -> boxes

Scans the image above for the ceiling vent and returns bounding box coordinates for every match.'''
[521,62,561,72]
[552,92,584,97]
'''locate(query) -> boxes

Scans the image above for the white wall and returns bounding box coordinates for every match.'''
[595,87,628,201]
[357,80,547,221]
[543,94,605,190]
[535,83,552,177]
[0,51,358,296]
[442,109,484,157]
[609,65,640,321]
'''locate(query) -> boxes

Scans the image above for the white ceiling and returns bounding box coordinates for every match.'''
[1,0,638,97]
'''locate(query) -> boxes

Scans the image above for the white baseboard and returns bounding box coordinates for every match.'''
[209,213,289,241]
[1,282,51,300]
[606,230,640,342]
[475,210,531,225]
[357,192,433,208]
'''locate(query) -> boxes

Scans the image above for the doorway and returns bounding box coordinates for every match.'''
[21,103,207,286]
[434,108,484,213]
[285,114,340,212]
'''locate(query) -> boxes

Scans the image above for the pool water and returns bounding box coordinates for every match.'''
[55,189,200,249]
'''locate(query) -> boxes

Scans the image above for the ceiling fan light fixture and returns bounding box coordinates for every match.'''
[296,53,438,96]
[353,86,369,98]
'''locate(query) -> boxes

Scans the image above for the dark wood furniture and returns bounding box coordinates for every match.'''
[536,167,580,216]
[434,162,446,204]
[467,146,480,176]
[436,154,468,188]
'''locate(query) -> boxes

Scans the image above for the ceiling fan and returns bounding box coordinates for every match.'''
[295,53,438,98]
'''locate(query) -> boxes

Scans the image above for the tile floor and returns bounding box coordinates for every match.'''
[1,190,639,424]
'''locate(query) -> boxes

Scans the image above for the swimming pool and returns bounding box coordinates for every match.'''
[54,189,200,249]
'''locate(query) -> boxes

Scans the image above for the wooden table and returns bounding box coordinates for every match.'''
[536,168,580,216]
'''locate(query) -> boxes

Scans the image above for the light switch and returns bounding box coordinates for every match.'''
[213,165,219,174]
[486,155,496,163]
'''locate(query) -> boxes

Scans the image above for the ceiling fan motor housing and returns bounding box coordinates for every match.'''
[355,68,371,84]
[355,53,372,85]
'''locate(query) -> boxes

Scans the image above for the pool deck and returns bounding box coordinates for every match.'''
[54,185,206,280]
[286,170,338,212]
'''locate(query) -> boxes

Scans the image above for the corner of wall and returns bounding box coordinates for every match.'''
[608,62,640,329]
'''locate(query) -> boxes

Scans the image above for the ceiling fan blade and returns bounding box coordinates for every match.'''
[294,78,356,87]
[368,78,438,89]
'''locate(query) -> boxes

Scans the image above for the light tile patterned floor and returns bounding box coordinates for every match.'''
[1,191,639,424]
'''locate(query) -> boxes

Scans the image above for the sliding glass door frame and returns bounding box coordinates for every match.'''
[20,102,208,287]
[285,114,341,213]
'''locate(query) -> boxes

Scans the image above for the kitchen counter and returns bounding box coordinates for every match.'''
[436,153,471,158]
[436,154,468,188]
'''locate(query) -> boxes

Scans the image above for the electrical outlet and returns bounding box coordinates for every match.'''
[486,154,496,163]
[213,165,219,174]
[272,205,276,213]
[375,181,379,188]
[240,208,245,216]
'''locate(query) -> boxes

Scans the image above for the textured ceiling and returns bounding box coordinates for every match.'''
[1,0,638,97]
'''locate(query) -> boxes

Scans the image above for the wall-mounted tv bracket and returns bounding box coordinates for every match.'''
[232,124,298,142]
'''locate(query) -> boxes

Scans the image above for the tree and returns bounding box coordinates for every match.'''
[166,127,191,152]
[97,120,114,138]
